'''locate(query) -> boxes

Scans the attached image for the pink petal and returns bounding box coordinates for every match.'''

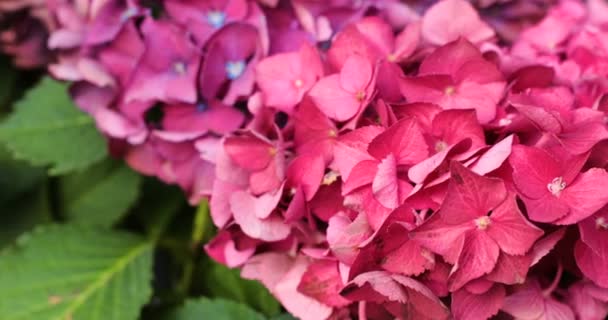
[502,281,546,320]
[439,161,507,224]
[509,145,561,199]
[368,118,429,165]
[487,195,544,255]
[383,238,435,277]
[419,38,482,76]
[452,285,505,320]
[309,74,362,121]
[230,191,291,241]
[224,133,274,171]
[286,154,325,201]
[372,154,400,209]
[530,228,566,266]
[575,240,608,288]
[578,207,608,260]
[486,253,532,285]
[410,213,471,264]
[297,260,351,307]
[205,230,256,268]
[557,168,608,225]
[449,230,500,291]
[469,135,513,176]
[327,212,373,265]
[332,126,384,180]
[421,0,494,45]
[340,55,373,94]
[273,256,334,320]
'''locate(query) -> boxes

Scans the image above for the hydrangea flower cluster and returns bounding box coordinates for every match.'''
[0,0,53,68]
[40,0,608,319]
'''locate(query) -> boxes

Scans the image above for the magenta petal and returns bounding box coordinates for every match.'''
[509,145,561,199]
[333,125,383,180]
[469,135,513,176]
[372,154,400,209]
[205,230,256,268]
[452,285,505,320]
[486,253,532,285]
[487,195,544,256]
[556,168,608,225]
[501,281,546,320]
[297,260,351,307]
[440,161,507,224]
[327,212,372,265]
[308,74,362,122]
[530,228,566,266]
[575,240,608,288]
[410,213,471,264]
[339,54,373,94]
[421,0,494,45]
[579,207,608,260]
[383,238,435,277]
[449,230,500,291]
[230,191,290,241]
[368,118,429,166]
[230,186,283,220]
[224,133,274,171]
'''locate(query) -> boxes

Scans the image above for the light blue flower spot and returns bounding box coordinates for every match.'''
[196,101,208,112]
[207,11,226,29]
[225,60,245,80]
[120,7,138,22]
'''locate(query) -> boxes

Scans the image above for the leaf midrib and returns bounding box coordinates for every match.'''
[0,116,94,136]
[55,241,151,320]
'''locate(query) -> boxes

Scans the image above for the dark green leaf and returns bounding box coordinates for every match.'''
[59,158,142,227]
[163,298,265,320]
[0,186,51,248]
[199,259,280,317]
[0,77,107,174]
[0,143,45,203]
[0,224,153,320]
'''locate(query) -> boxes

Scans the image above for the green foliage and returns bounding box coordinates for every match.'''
[59,159,142,227]
[0,225,153,320]
[200,259,281,317]
[163,298,266,320]
[0,186,51,248]
[0,77,107,175]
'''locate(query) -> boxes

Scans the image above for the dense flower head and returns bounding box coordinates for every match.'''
[45,0,608,319]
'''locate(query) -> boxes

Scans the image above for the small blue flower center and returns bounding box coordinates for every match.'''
[120,7,138,22]
[207,11,226,28]
[196,102,208,112]
[225,60,245,80]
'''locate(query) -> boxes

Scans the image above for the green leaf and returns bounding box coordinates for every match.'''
[132,178,185,239]
[0,77,108,175]
[163,298,265,320]
[59,159,142,227]
[0,186,52,248]
[0,143,45,203]
[199,260,280,317]
[0,224,153,320]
